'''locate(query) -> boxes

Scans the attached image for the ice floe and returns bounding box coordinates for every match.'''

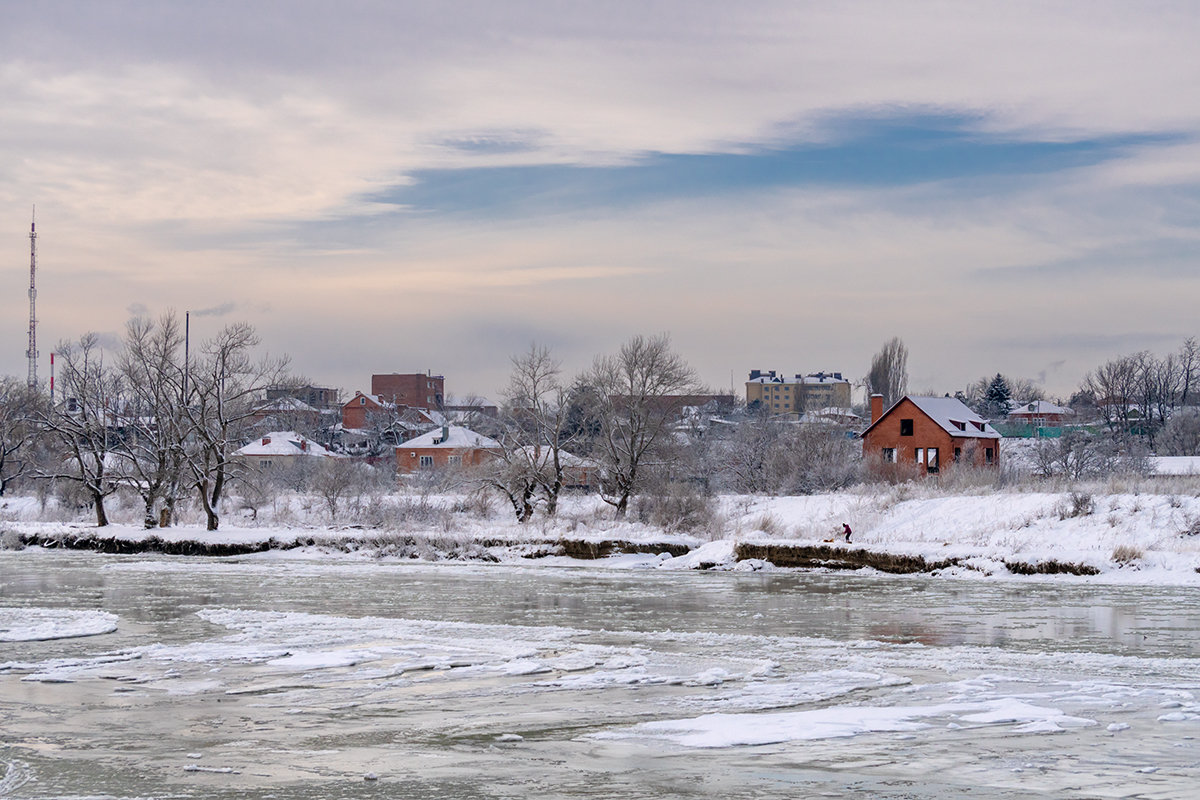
[0,607,117,641]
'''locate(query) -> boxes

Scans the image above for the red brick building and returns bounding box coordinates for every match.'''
[396,425,500,473]
[341,392,396,430]
[862,395,1001,474]
[372,373,444,410]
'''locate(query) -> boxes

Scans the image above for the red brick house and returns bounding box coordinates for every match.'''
[862,395,1001,474]
[372,373,444,410]
[341,392,396,430]
[396,425,500,473]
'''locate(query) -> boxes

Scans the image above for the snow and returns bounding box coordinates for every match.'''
[7,479,1200,583]
[0,607,118,642]
[609,697,1097,748]
[1154,456,1200,475]
[401,424,499,449]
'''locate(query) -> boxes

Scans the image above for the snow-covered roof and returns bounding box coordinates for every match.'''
[401,425,500,449]
[865,396,1000,440]
[1008,400,1072,417]
[906,396,1001,439]
[235,432,338,458]
[748,372,850,385]
[515,445,592,469]
[343,392,396,410]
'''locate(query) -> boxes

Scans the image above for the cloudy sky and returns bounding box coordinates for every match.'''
[2,1,1199,402]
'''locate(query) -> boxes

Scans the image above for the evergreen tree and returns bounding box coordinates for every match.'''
[984,373,1012,419]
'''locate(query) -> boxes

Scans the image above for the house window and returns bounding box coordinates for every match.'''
[419,455,434,468]
[953,447,962,462]
[448,455,462,467]
[900,419,914,436]
[985,447,994,464]
[882,448,896,463]
[359,397,366,405]
[927,447,939,474]
[915,448,925,464]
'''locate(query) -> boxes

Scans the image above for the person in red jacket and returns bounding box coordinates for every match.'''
[843,523,852,543]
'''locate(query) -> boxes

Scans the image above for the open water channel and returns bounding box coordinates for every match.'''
[2,549,1200,799]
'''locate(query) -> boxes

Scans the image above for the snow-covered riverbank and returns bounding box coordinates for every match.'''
[4,483,1200,583]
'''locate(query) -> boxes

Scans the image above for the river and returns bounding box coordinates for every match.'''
[2,550,1199,798]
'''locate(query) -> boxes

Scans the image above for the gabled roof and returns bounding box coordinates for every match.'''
[235,432,339,458]
[342,392,396,410]
[401,425,500,449]
[863,396,1000,440]
[1008,400,1072,416]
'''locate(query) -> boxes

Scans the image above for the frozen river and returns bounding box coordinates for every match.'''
[2,550,1200,799]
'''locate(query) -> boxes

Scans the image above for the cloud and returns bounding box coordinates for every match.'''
[190,302,237,318]
[3,2,1200,399]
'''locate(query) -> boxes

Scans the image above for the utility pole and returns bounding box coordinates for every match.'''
[26,207,38,389]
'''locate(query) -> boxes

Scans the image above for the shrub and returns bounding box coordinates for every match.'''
[633,484,721,537]
[1057,491,1095,519]
[1111,544,1143,565]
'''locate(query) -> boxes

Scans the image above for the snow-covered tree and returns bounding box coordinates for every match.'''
[0,376,45,496]
[38,334,124,526]
[116,312,189,528]
[182,323,289,531]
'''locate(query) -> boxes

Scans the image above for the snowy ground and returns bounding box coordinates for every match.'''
[4,477,1200,583]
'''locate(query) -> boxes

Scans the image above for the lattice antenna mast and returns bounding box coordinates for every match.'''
[26,206,38,389]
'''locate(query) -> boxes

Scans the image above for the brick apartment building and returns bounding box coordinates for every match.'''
[372,373,444,410]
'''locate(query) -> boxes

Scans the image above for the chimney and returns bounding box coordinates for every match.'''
[441,424,449,443]
[870,394,884,424]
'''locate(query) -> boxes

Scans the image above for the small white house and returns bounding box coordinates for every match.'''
[234,432,339,469]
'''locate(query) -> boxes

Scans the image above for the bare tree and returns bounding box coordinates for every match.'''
[310,458,362,521]
[1179,337,1200,408]
[865,337,908,408]
[38,334,123,526]
[719,411,858,495]
[0,377,45,496]
[116,312,188,528]
[1031,429,1149,480]
[1084,354,1140,432]
[183,323,289,530]
[583,334,700,517]
[1159,408,1200,456]
[482,344,575,522]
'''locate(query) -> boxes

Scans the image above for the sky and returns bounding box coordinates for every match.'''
[2,1,1199,404]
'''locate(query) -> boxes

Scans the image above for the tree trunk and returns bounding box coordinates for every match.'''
[93,491,109,527]
[143,497,157,530]
[198,481,220,531]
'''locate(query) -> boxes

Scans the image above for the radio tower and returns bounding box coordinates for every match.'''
[26,207,38,389]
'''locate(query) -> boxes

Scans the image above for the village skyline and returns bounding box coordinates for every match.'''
[4,2,1200,399]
